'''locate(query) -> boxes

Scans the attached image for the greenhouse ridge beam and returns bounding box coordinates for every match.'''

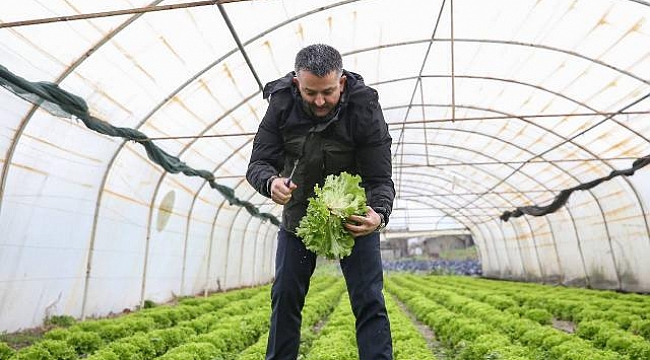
[0,0,255,28]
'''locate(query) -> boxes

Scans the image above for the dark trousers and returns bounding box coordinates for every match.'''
[265,228,393,360]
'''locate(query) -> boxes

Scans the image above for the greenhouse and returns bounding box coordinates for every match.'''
[1,0,649,359]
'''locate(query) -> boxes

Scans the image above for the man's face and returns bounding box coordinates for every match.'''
[293,70,346,118]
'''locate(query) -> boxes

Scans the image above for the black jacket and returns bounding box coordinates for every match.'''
[247,70,395,232]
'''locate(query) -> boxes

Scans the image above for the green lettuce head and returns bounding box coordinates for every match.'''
[296,172,367,259]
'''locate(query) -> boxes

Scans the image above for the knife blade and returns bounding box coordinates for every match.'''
[284,159,299,187]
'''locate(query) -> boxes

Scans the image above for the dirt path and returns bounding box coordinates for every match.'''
[391,294,450,359]
[552,318,576,333]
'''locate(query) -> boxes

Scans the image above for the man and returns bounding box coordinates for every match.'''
[247,44,395,360]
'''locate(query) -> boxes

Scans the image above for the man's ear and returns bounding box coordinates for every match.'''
[339,75,347,92]
[292,77,299,86]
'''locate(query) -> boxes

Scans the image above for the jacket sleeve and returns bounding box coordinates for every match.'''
[354,90,395,224]
[246,96,285,198]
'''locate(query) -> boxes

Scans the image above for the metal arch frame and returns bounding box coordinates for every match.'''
[417,74,650,144]
[346,41,649,236]
[151,98,608,290]
[5,0,645,213]
[389,0,447,198]
[394,185,501,275]
[390,106,634,288]
[397,121,595,219]
[179,137,253,294]
[384,107,650,272]
[2,0,648,231]
[235,193,257,287]
[260,224,276,285]
[0,0,247,318]
[2,0,649,29]
[396,121,610,211]
[3,1,645,232]
[0,0,165,217]
[346,37,650,221]
[394,177,505,274]
[392,183,519,278]
[0,0,647,315]
[343,38,650,86]
[378,74,649,210]
[385,95,649,258]
[397,152,546,280]
[396,113,616,284]
[209,178,272,289]
[398,147,560,280]
[144,96,258,298]
[392,194,489,270]
[393,101,618,282]
[376,76,650,261]
[74,1,377,312]
[83,90,258,314]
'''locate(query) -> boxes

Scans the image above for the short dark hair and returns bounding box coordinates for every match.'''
[294,44,343,77]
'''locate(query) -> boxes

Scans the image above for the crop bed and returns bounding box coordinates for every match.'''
[2,275,649,359]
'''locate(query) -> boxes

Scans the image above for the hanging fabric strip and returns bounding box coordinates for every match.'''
[0,64,280,226]
[500,154,650,221]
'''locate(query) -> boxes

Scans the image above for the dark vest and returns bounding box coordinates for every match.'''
[280,98,359,232]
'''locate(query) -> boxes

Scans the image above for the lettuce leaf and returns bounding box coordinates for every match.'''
[296,172,367,259]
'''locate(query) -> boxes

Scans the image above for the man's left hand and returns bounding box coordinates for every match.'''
[344,206,381,238]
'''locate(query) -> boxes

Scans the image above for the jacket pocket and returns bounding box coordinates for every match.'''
[323,139,355,175]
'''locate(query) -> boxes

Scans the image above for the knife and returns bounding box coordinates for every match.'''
[284,159,299,187]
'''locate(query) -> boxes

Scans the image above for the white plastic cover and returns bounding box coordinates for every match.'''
[0,0,649,332]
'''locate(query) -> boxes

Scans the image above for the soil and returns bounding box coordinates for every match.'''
[552,318,576,333]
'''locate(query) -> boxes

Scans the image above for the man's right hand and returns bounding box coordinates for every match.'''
[270,177,297,205]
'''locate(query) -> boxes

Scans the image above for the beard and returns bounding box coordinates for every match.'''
[301,99,335,120]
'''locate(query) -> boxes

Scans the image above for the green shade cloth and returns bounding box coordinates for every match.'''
[0,64,279,226]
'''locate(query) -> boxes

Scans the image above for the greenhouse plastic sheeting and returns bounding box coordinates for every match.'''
[1,0,649,332]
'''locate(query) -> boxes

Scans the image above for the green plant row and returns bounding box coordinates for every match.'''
[389,275,626,360]
[386,277,536,360]
[3,286,269,360]
[156,308,270,359]
[92,277,344,360]
[81,289,271,360]
[402,275,628,359]
[430,275,650,324]
[304,294,358,360]
[419,275,650,357]
[384,293,437,359]
[237,275,346,360]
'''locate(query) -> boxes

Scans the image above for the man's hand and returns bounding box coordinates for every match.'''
[270,177,297,205]
[344,206,381,238]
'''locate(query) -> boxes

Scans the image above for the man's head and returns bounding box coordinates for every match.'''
[293,44,346,118]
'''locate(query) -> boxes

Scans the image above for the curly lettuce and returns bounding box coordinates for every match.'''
[296,172,367,259]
